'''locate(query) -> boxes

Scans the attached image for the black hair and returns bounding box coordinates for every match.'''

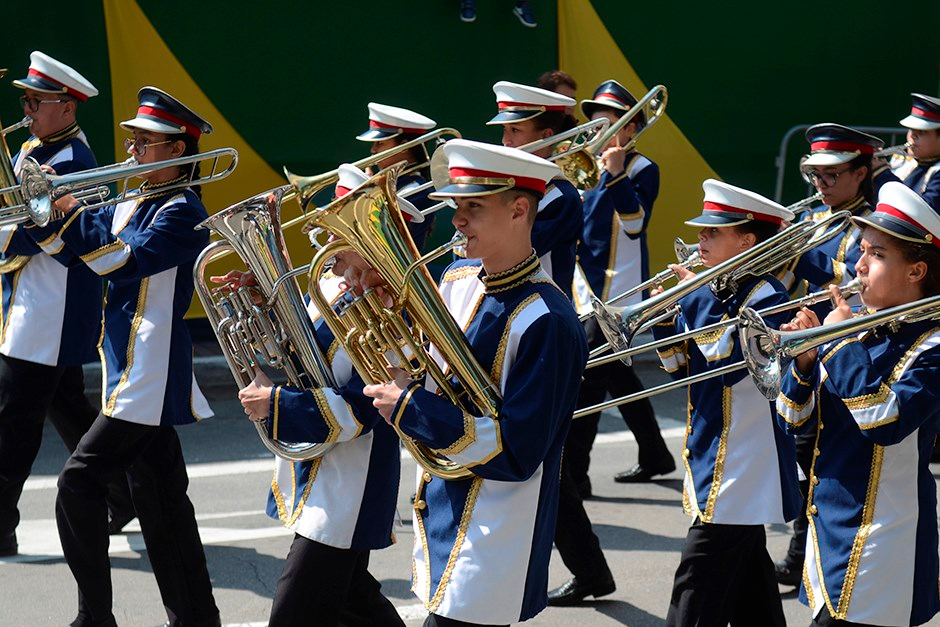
[537,70,577,92]
[531,110,578,135]
[895,238,940,298]
[734,219,780,245]
[179,134,202,200]
[502,189,541,226]
[588,103,645,131]
[846,153,874,205]
[389,132,426,167]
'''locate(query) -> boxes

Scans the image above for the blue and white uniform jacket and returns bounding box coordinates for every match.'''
[776,315,940,625]
[778,196,870,309]
[389,253,587,624]
[532,175,582,301]
[259,276,400,550]
[25,177,212,426]
[0,124,102,366]
[874,156,940,213]
[398,170,435,252]
[574,152,658,313]
[651,274,801,525]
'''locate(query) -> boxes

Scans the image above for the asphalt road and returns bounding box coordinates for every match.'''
[3,356,940,627]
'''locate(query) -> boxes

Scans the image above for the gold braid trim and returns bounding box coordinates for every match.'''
[701,386,733,522]
[426,477,484,612]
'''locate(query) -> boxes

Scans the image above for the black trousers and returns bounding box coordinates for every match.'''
[566,318,669,484]
[268,534,403,627]
[665,519,785,627]
[0,355,133,539]
[423,614,508,627]
[553,456,611,582]
[56,414,219,627]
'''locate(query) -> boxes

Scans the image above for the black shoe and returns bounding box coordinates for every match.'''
[614,457,676,483]
[774,559,802,587]
[0,532,17,557]
[547,575,616,606]
[576,477,593,500]
[108,511,136,535]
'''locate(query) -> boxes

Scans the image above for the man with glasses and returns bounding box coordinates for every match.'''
[772,122,883,591]
[0,51,134,558]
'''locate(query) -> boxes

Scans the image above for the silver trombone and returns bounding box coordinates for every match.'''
[0,148,238,227]
[573,279,864,418]
[739,292,940,400]
[875,142,911,159]
[2,116,31,136]
[590,210,853,363]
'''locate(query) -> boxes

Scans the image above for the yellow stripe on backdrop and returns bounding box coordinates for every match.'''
[103,0,287,318]
[558,0,719,271]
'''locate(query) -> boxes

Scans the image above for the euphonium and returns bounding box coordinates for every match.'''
[299,164,501,480]
[193,186,338,462]
[0,69,30,274]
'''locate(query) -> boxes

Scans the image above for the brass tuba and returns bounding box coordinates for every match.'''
[193,186,338,462]
[299,164,501,480]
[0,69,30,274]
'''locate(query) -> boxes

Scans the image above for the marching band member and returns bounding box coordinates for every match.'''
[536,70,578,116]
[873,93,940,212]
[364,140,588,626]
[233,164,411,627]
[774,123,883,588]
[776,181,940,626]
[570,79,673,489]
[356,102,433,250]
[655,181,800,626]
[24,87,220,627]
[0,51,134,560]
[487,80,582,300]
[779,123,882,304]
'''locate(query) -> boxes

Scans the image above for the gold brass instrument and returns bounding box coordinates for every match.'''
[579,237,700,323]
[193,186,338,462]
[590,210,853,363]
[521,85,668,190]
[299,164,501,480]
[740,291,940,400]
[517,117,610,188]
[573,279,864,418]
[0,148,238,228]
[0,69,31,274]
[786,191,823,215]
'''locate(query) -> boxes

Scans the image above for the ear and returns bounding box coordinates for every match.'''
[509,194,530,223]
[539,127,555,141]
[909,260,928,286]
[739,231,756,249]
[170,138,186,157]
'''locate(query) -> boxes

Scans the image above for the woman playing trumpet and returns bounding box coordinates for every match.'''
[776,182,940,626]
[656,180,800,626]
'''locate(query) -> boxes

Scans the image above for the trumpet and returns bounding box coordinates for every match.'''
[590,210,853,363]
[0,148,238,228]
[740,291,940,400]
[586,279,862,371]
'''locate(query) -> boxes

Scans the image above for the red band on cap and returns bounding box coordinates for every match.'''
[137,105,201,138]
[368,120,425,134]
[810,140,874,154]
[876,203,940,248]
[595,92,630,107]
[912,106,940,122]
[335,186,351,198]
[496,101,565,111]
[27,68,89,102]
[449,167,546,194]
[703,201,784,225]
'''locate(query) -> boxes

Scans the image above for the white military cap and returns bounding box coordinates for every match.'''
[853,181,940,248]
[334,163,423,223]
[899,93,940,131]
[685,179,794,227]
[13,51,98,101]
[356,103,436,141]
[429,138,560,209]
[488,81,575,124]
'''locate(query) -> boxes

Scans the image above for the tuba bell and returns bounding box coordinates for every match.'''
[298,164,502,480]
[193,186,338,462]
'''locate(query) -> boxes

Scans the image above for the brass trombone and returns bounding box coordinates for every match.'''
[740,291,940,400]
[0,148,238,228]
[573,279,864,418]
[590,210,853,362]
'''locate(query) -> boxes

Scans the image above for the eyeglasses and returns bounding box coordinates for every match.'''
[19,95,68,112]
[805,169,850,187]
[123,137,173,157]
